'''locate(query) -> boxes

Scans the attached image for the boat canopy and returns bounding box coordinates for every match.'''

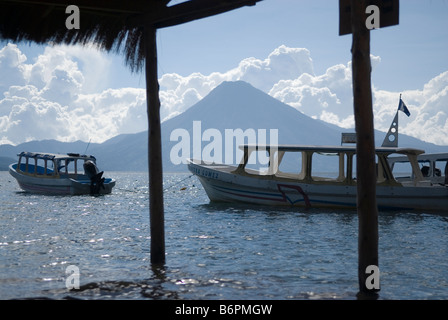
[15,152,98,177]
[233,144,428,186]
[18,151,96,161]
[239,144,425,156]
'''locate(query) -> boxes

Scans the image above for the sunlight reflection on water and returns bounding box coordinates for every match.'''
[1,172,447,299]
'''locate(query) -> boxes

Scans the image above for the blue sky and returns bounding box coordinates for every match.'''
[2,0,448,146]
[157,0,447,91]
[16,0,448,90]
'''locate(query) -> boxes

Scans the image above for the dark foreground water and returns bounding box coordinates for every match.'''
[1,171,447,300]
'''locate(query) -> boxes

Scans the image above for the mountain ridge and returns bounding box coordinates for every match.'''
[1,81,447,171]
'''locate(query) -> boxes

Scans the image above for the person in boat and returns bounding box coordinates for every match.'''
[421,165,441,177]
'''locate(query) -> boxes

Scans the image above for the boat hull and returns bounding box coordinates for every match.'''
[9,164,115,195]
[188,160,448,212]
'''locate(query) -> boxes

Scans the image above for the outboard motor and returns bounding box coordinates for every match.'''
[83,160,105,195]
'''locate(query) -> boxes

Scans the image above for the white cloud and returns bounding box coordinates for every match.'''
[268,56,385,130]
[159,49,448,146]
[269,63,353,126]
[0,43,447,146]
[372,71,448,145]
[159,45,313,121]
[0,44,27,91]
[0,43,146,145]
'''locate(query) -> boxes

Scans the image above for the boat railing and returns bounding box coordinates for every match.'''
[16,152,95,179]
[17,155,57,178]
[235,144,428,186]
[17,163,55,175]
[388,152,448,185]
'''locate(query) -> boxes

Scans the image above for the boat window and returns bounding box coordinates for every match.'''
[418,160,432,177]
[348,154,394,183]
[276,151,305,179]
[350,155,357,180]
[390,160,413,181]
[35,158,47,175]
[311,152,345,182]
[245,149,272,174]
[26,157,37,174]
[435,160,447,177]
[60,158,78,175]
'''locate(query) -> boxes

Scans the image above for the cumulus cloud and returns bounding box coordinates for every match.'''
[160,49,448,146]
[269,63,352,124]
[0,43,27,90]
[0,43,447,146]
[0,43,147,145]
[372,71,448,145]
[269,56,384,128]
[159,45,313,121]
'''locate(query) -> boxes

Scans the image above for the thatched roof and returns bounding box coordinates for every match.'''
[0,0,261,71]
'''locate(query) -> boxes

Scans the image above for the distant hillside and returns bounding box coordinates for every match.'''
[0,157,15,171]
[1,81,447,172]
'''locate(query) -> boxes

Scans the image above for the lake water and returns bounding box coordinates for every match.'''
[1,171,447,300]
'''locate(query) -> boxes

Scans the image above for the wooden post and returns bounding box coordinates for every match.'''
[145,26,165,265]
[350,0,379,296]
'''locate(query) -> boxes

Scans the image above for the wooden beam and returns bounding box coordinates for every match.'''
[155,0,260,28]
[145,26,165,265]
[0,0,162,14]
[339,0,399,35]
[350,0,379,297]
[128,0,262,29]
[1,0,261,28]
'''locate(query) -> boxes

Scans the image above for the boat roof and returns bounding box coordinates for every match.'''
[389,152,448,162]
[239,144,425,155]
[18,151,96,161]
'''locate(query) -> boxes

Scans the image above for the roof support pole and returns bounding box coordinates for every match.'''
[145,25,165,265]
[350,0,379,297]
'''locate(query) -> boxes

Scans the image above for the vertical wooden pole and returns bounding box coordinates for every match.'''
[145,26,165,265]
[350,0,379,295]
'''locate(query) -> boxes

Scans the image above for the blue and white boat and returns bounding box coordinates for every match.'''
[9,152,115,195]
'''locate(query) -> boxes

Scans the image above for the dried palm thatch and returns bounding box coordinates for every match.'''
[1,1,146,71]
[0,0,260,72]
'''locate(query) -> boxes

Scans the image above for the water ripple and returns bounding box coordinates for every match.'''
[1,172,448,299]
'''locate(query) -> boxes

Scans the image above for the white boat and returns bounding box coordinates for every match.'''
[188,96,448,212]
[9,152,116,195]
[187,144,448,212]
